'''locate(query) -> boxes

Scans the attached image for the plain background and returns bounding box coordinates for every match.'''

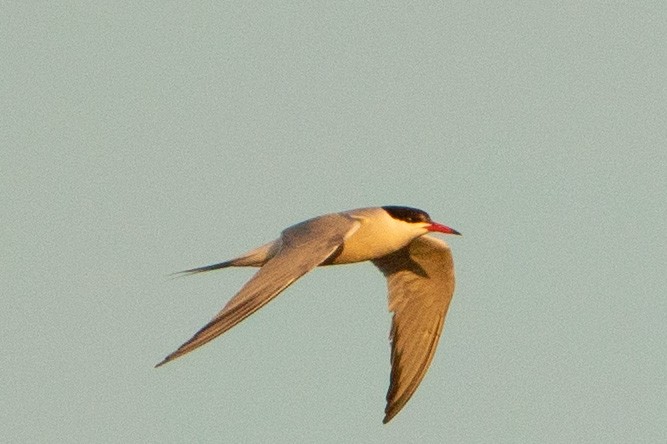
[2,3,665,443]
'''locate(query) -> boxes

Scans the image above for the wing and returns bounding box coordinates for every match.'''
[372,235,456,424]
[156,213,360,367]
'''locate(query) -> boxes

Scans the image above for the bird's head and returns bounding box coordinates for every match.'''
[381,206,461,237]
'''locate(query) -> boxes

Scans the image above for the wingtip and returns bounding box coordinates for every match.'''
[383,406,398,424]
[155,352,179,368]
[154,357,169,368]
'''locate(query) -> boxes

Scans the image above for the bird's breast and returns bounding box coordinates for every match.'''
[327,212,417,264]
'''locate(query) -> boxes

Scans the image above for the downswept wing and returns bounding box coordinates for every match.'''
[156,213,360,367]
[372,235,456,424]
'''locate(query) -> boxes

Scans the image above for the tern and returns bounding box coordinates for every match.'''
[156,206,460,423]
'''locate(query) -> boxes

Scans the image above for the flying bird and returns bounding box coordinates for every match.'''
[156,206,460,423]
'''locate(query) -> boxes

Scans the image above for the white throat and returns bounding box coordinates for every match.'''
[329,207,426,264]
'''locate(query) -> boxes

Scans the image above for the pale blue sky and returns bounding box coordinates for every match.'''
[2,3,665,443]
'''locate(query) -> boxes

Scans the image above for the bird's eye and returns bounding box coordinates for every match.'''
[382,206,431,224]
